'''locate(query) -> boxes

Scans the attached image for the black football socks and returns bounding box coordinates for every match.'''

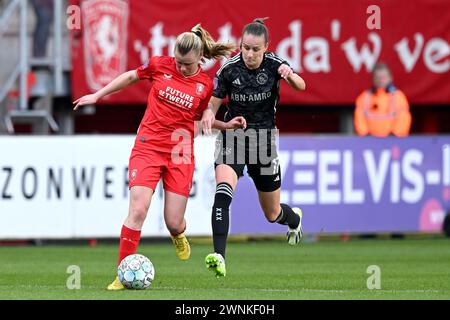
[211,182,233,258]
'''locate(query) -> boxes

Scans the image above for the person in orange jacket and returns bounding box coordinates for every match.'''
[354,62,412,137]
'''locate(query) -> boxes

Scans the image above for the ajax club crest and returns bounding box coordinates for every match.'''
[256,72,268,85]
[82,0,129,91]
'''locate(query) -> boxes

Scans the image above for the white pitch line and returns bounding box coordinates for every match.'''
[1,285,448,294]
[142,287,448,294]
[151,287,290,292]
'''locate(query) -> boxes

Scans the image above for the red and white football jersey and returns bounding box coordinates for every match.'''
[135,56,213,154]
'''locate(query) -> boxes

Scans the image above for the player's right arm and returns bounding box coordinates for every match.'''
[201,96,222,134]
[73,70,139,110]
[202,64,230,134]
[208,96,222,116]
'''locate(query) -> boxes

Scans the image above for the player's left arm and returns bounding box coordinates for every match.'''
[213,117,247,131]
[278,64,306,91]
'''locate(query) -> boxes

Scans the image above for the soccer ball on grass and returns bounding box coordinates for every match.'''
[118,254,155,289]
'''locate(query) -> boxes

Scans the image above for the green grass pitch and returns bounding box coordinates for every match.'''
[0,238,449,299]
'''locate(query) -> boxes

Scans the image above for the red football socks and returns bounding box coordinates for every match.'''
[117,224,141,265]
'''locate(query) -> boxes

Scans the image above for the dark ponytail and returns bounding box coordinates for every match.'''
[242,17,270,44]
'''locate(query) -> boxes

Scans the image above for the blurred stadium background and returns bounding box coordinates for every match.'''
[0,0,449,300]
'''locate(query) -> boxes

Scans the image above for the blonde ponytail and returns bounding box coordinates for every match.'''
[175,24,236,60]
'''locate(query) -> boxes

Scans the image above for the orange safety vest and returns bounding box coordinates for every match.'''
[354,85,412,137]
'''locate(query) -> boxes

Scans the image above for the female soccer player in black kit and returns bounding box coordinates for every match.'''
[200,18,306,277]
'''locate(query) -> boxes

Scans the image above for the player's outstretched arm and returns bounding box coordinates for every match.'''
[73,70,140,110]
[278,64,306,91]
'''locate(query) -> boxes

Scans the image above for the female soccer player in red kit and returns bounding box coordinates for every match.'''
[73,25,241,290]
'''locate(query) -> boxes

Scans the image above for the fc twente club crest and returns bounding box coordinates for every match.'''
[82,0,129,91]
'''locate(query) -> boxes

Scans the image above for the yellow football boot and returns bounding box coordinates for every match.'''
[106,276,124,291]
[171,232,191,260]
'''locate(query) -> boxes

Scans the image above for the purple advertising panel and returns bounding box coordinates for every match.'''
[230,136,450,234]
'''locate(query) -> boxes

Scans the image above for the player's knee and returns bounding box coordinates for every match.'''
[129,204,148,225]
[165,216,184,234]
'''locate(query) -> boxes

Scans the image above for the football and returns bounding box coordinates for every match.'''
[118,254,155,289]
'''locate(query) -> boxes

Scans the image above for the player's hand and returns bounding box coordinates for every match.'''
[226,116,247,130]
[201,108,215,136]
[73,94,98,111]
[278,64,293,79]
